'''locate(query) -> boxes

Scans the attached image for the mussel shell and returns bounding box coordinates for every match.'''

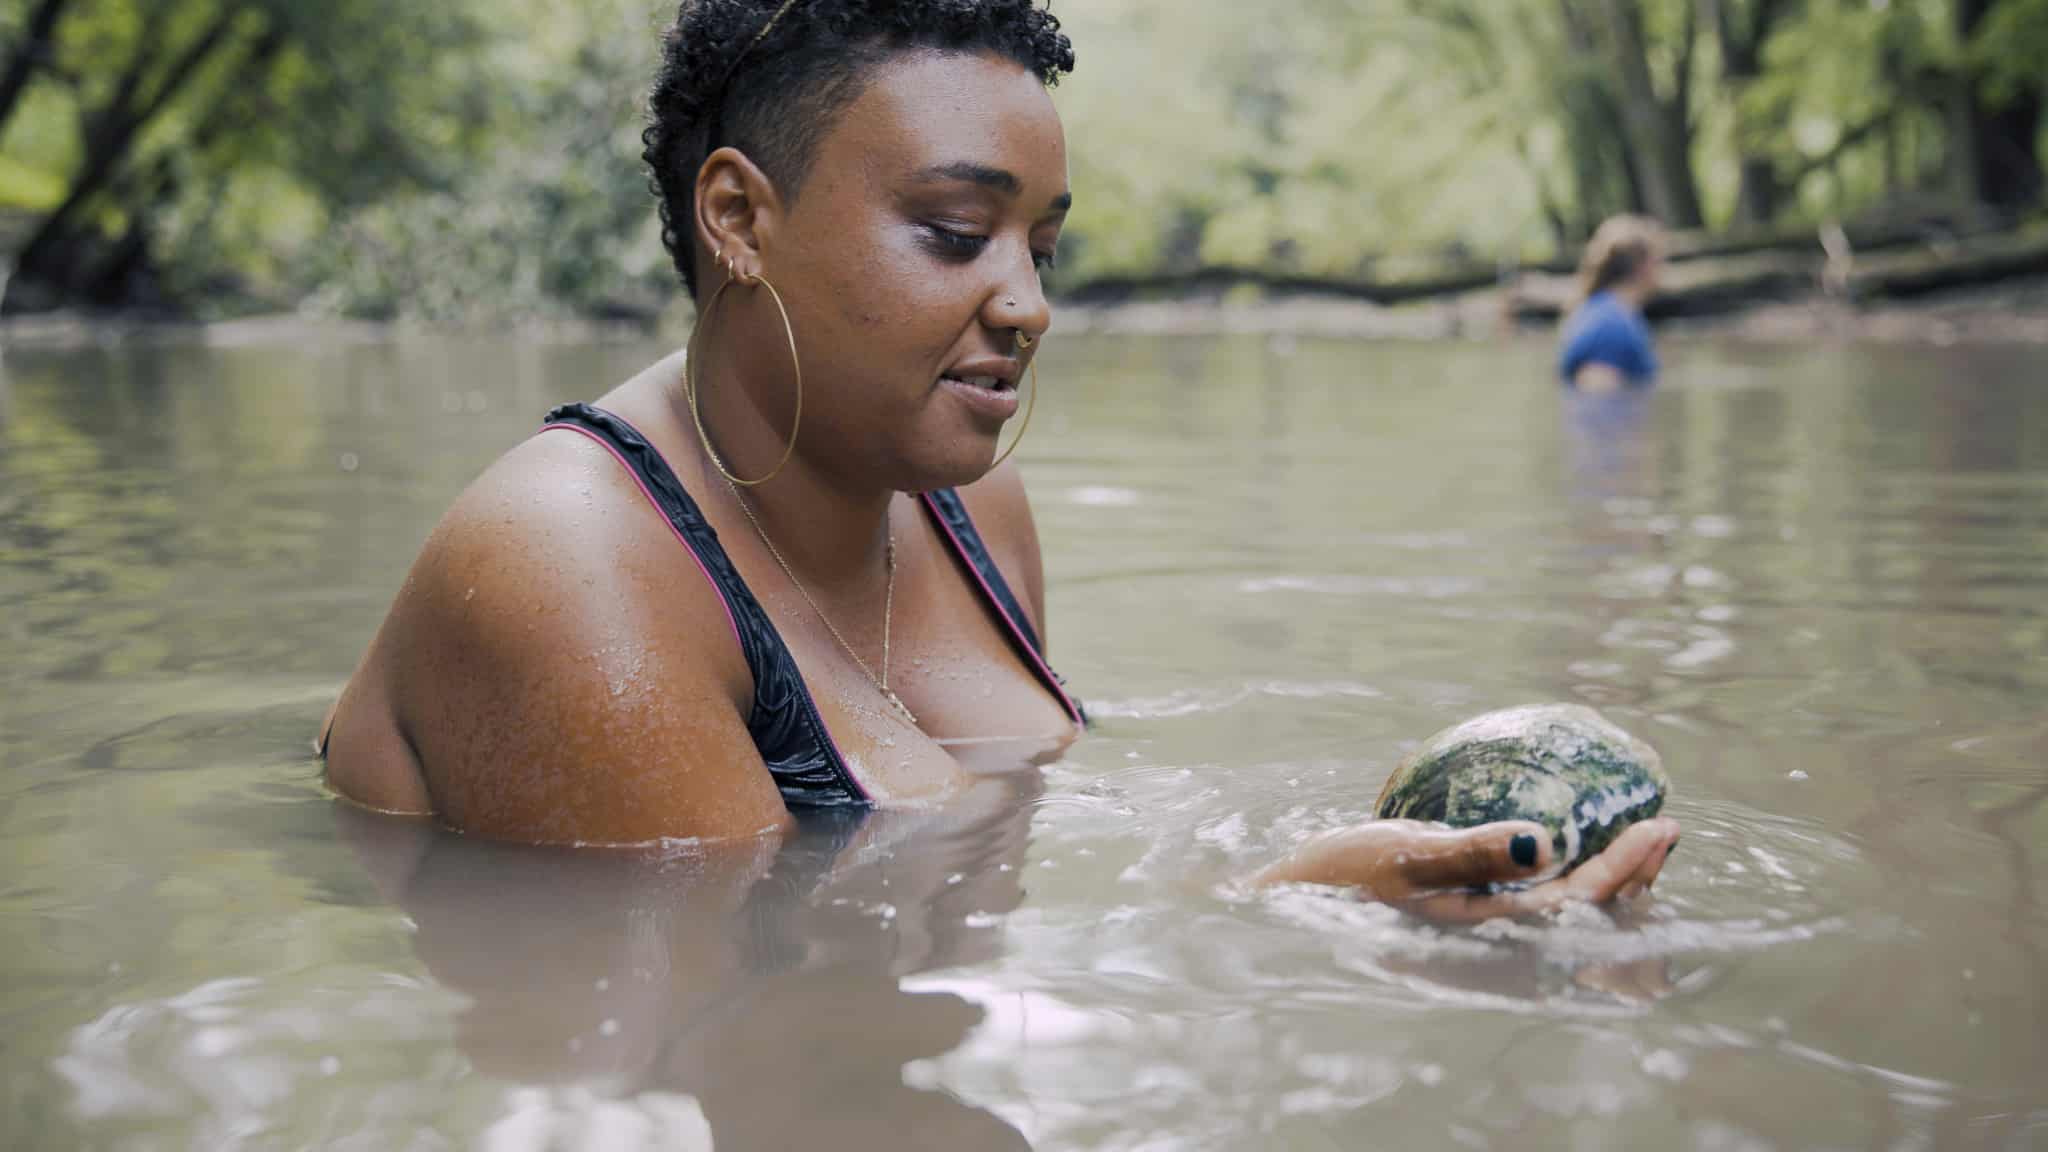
[1374,704,1668,874]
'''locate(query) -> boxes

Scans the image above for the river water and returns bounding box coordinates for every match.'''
[2,331,2044,1150]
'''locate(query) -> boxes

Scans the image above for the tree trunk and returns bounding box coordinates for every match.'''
[1969,88,2044,210]
[1556,0,1644,231]
[1597,0,1705,227]
[1708,0,1791,227]
[10,7,242,295]
[1955,0,2046,212]
[0,0,74,141]
[85,27,284,308]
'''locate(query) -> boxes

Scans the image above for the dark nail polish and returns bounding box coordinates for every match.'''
[1511,834,1539,868]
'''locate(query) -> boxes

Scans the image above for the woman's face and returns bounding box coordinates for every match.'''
[755,50,1069,493]
[1638,248,1665,296]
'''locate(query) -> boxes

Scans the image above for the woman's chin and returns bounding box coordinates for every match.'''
[892,441,1005,493]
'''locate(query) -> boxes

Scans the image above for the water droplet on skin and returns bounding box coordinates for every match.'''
[599,1019,620,1037]
[464,587,476,602]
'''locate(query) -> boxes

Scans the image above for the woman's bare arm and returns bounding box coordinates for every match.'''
[331,431,791,846]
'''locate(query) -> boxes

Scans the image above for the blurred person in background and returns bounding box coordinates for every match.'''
[1558,215,1665,391]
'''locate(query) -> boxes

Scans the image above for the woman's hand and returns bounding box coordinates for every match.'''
[1253,816,1680,923]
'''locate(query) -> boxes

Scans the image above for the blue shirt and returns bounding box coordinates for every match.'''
[1558,291,1658,385]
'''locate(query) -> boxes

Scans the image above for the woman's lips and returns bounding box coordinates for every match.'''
[939,373,1021,422]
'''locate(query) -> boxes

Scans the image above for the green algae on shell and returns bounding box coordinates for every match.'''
[1374,704,1669,876]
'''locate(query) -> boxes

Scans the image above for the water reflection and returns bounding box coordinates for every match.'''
[7,334,2048,1148]
[335,773,1041,1150]
[1560,385,1661,507]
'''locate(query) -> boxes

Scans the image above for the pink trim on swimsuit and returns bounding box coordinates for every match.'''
[543,418,868,803]
[542,422,746,656]
[920,491,1086,727]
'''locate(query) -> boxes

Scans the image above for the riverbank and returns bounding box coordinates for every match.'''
[1055,275,2048,345]
[0,310,681,351]
[6,277,2048,349]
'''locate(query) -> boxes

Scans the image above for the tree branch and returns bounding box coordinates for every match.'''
[1753,0,1795,46]
[1782,112,1891,183]
[1675,0,1698,133]
[0,0,74,140]
[13,5,249,284]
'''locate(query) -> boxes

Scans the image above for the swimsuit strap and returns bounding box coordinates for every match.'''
[542,403,866,808]
[920,489,1087,727]
[540,404,1088,808]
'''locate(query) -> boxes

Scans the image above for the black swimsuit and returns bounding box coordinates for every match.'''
[540,403,1084,809]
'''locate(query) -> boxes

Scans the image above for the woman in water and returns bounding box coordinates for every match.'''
[320,0,1676,920]
[1559,215,1665,391]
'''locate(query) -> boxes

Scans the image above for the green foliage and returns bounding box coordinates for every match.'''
[1,0,2042,317]
[297,0,673,322]
[1974,0,2048,104]
[0,0,503,312]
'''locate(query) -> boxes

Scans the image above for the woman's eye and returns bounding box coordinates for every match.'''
[923,225,988,261]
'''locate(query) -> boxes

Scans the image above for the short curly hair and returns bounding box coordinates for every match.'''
[644,0,1076,296]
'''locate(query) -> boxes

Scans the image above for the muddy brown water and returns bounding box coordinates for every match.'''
[2,333,2044,1149]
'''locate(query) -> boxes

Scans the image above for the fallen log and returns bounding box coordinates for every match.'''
[1053,212,2017,314]
[1503,228,2048,323]
[1848,234,2048,301]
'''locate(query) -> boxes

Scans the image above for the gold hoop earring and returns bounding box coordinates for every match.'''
[987,352,1038,471]
[1016,331,1036,350]
[685,267,801,487]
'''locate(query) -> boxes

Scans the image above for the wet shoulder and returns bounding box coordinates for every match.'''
[378,427,775,841]
[417,428,747,692]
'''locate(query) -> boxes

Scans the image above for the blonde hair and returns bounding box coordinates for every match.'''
[1576,215,1665,304]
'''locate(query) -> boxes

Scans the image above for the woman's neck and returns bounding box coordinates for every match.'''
[1610,278,1652,310]
[676,342,894,591]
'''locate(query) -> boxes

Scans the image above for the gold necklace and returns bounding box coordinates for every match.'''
[721,475,917,726]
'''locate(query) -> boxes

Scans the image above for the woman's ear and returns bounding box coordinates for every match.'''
[693,146,784,284]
